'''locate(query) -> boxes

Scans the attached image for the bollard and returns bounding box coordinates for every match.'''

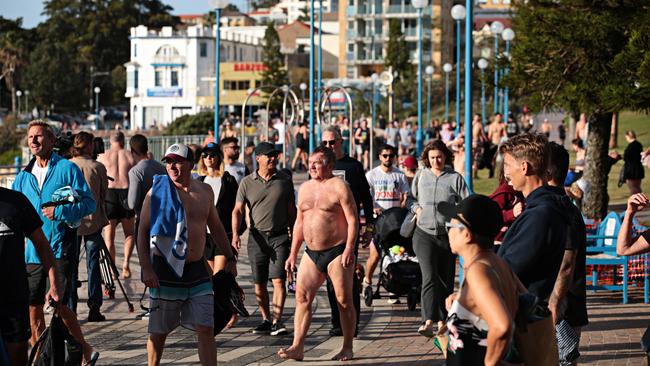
[14,156,21,174]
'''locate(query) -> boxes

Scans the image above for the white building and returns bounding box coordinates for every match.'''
[125,25,263,130]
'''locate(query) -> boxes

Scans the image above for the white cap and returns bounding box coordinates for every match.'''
[162,143,193,162]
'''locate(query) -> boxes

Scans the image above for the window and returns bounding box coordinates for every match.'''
[154,69,162,87]
[239,48,243,61]
[133,44,137,57]
[200,42,207,57]
[134,69,139,89]
[223,80,251,90]
[171,70,179,86]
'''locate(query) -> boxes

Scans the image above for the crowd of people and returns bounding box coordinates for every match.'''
[1,108,647,366]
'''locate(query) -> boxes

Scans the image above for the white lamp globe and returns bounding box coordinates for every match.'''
[94,87,101,94]
[443,63,452,73]
[299,83,307,91]
[477,58,488,70]
[502,28,515,41]
[425,65,434,75]
[210,0,228,9]
[411,0,427,9]
[490,21,504,35]
[16,90,22,97]
[451,5,466,21]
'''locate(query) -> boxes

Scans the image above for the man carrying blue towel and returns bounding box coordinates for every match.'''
[137,143,236,366]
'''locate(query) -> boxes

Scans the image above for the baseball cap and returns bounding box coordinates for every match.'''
[254,142,278,156]
[203,142,220,153]
[438,195,503,239]
[402,155,417,170]
[162,143,193,162]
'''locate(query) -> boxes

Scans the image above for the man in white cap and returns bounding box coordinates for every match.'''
[137,143,236,366]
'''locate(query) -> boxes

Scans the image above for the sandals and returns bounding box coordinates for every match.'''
[418,322,436,338]
[84,351,100,366]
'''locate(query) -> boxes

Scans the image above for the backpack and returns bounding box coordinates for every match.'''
[28,314,83,366]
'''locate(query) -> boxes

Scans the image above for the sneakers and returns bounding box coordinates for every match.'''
[270,322,288,336]
[387,296,401,305]
[87,307,106,322]
[252,320,272,334]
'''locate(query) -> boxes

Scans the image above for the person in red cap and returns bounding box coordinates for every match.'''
[399,155,418,186]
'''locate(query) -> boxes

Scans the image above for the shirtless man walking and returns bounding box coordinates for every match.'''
[137,143,235,366]
[278,147,358,361]
[99,131,136,278]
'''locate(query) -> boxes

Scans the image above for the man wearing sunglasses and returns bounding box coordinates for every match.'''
[364,144,410,303]
[221,137,249,184]
[320,126,374,337]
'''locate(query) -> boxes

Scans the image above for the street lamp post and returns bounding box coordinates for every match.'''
[412,0,427,155]
[451,4,466,136]
[281,85,290,168]
[490,21,504,116]
[24,90,30,118]
[478,59,488,127]
[309,0,316,152]
[16,90,22,117]
[370,73,378,169]
[443,63,452,124]
[502,28,515,123]
[463,0,473,190]
[94,87,101,130]
[299,83,307,121]
[213,0,227,138]
[425,65,434,139]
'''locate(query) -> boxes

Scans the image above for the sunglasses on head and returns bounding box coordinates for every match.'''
[381,153,395,158]
[321,140,337,147]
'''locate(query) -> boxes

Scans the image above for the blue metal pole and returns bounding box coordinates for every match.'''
[317,0,323,145]
[445,71,449,123]
[464,0,473,191]
[455,20,461,135]
[14,156,20,174]
[372,83,376,147]
[493,34,498,115]
[504,39,510,122]
[416,8,423,155]
[426,78,431,141]
[309,0,315,152]
[481,68,486,127]
[214,8,221,137]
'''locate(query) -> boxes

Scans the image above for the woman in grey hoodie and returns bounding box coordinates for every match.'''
[408,140,470,337]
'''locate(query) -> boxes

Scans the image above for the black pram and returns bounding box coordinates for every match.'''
[364,207,422,311]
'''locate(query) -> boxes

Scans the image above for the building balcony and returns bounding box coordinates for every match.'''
[385,5,432,16]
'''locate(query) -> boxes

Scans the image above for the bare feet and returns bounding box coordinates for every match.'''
[225,313,238,329]
[331,348,353,361]
[278,345,304,361]
[121,267,131,279]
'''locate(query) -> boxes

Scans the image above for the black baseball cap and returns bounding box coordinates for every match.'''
[438,195,503,239]
[254,142,278,156]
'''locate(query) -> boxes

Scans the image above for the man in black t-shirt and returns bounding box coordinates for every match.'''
[0,187,60,366]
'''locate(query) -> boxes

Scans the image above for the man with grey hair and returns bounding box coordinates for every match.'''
[320,125,374,336]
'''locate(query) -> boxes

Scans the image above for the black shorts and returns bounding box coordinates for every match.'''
[105,188,135,220]
[0,303,30,343]
[248,229,290,284]
[26,259,71,306]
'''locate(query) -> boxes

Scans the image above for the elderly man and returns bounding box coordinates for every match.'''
[137,143,236,366]
[278,147,358,361]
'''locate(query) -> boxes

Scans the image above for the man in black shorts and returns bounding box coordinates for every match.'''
[232,142,296,336]
[0,188,60,366]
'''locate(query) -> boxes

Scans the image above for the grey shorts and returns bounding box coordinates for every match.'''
[248,229,290,284]
[148,294,214,334]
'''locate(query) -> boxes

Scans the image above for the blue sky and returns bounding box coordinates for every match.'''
[0,0,250,29]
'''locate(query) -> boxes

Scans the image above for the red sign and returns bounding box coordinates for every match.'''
[233,63,268,72]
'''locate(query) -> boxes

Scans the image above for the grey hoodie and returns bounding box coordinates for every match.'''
[407,167,470,235]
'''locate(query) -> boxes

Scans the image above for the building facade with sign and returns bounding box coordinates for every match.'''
[125,25,265,130]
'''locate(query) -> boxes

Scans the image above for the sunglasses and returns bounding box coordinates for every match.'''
[445,222,466,230]
[226,145,240,150]
[381,154,396,158]
[321,140,337,147]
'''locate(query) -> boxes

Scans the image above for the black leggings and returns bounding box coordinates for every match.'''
[412,227,456,323]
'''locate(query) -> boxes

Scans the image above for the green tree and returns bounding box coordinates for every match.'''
[166,110,214,135]
[202,4,242,26]
[384,19,415,119]
[298,4,310,22]
[508,0,650,219]
[0,17,36,114]
[260,22,289,104]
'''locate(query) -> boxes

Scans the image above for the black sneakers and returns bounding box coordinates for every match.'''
[87,307,106,322]
[270,322,288,336]
[252,320,272,334]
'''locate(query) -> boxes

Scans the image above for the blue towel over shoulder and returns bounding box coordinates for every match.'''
[150,174,188,278]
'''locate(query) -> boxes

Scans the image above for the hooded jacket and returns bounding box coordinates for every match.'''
[13,153,96,264]
[497,185,570,301]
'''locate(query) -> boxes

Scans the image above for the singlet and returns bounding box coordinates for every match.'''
[32,163,49,189]
[446,299,489,365]
[203,176,222,206]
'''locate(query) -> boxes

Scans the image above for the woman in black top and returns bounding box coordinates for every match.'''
[291,123,309,171]
[197,143,240,273]
[622,130,645,194]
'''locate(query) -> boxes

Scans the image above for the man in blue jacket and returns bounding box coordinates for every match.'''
[497,133,569,302]
[12,120,97,363]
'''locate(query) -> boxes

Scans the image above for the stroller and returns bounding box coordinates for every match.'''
[364,207,422,311]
